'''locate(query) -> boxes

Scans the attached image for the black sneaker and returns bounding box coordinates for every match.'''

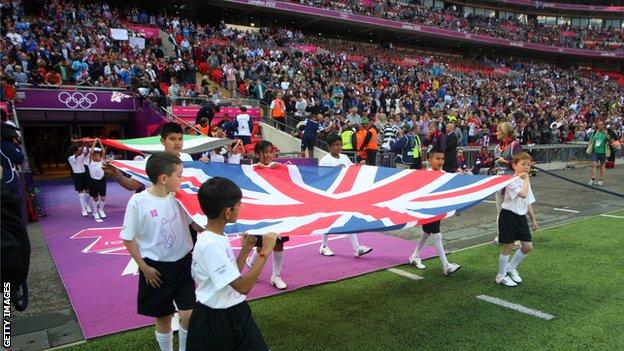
[12,283,29,312]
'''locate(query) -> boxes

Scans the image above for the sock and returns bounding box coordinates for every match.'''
[155,330,173,351]
[96,200,101,213]
[349,234,360,251]
[412,233,430,257]
[78,193,86,211]
[498,254,510,277]
[508,250,527,271]
[248,250,258,265]
[321,234,329,247]
[273,251,283,277]
[432,233,449,268]
[99,200,106,212]
[178,327,187,351]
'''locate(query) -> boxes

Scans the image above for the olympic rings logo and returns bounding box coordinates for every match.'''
[58,92,98,109]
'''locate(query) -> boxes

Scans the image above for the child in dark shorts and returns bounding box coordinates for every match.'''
[495,152,539,288]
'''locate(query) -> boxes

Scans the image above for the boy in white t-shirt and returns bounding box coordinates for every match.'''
[408,148,461,276]
[120,152,204,351]
[186,177,277,351]
[318,134,372,258]
[67,144,90,216]
[495,152,538,287]
[87,139,107,223]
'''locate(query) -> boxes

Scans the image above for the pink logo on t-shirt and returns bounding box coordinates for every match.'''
[150,209,158,217]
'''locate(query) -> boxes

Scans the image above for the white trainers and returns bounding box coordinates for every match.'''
[354,246,373,258]
[86,204,92,213]
[94,213,103,223]
[81,208,88,217]
[597,179,604,186]
[588,179,596,186]
[319,245,335,257]
[245,256,254,268]
[496,275,518,287]
[409,254,426,269]
[506,268,522,284]
[443,263,461,276]
[270,275,287,290]
[98,208,107,219]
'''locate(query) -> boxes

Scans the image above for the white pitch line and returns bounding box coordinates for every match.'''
[483,200,496,204]
[387,268,424,281]
[476,295,555,320]
[600,214,624,219]
[553,208,579,213]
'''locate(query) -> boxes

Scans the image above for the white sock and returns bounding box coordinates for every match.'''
[178,327,187,351]
[95,200,101,213]
[509,250,527,271]
[273,251,283,276]
[248,250,258,265]
[412,233,430,257]
[78,193,86,211]
[99,200,105,212]
[321,234,329,247]
[498,254,510,277]
[155,330,173,351]
[349,234,360,251]
[432,233,449,268]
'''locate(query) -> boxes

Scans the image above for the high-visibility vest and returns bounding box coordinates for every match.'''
[355,129,368,159]
[412,134,421,159]
[367,127,378,150]
[271,99,285,118]
[341,130,354,150]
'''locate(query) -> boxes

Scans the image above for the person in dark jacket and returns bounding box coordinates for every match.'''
[195,101,220,126]
[1,123,25,194]
[443,117,458,173]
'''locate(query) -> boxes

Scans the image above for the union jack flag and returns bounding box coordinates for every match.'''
[111,161,515,236]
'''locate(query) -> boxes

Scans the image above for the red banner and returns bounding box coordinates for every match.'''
[126,24,160,39]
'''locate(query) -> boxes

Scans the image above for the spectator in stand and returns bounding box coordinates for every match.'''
[300,113,323,158]
[472,146,494,175]
[234,106,253,145]
[195,118,210,136]
[443,116,458,173]
[270,92,286,131]
[588,119,612,187]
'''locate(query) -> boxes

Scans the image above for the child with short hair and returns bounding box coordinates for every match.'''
[186,177,278,350]
[67,144,90,216]
[120,152,204,351]
[87,139,107,222]
[318,134,373,257]
[495,152,538,287]
[245,140,289,290]
[409,148,461,276]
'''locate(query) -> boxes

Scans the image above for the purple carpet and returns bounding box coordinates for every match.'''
[38,180,438,339]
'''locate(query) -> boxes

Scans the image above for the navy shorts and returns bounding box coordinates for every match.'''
[591,153,606,164]
[498,209,531,243]
[422,220,441,234]
[301,137,315,150]
[254,235,289,247]
[137,253,195,317]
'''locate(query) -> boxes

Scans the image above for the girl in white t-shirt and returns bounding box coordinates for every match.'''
[88,139,107,222]
[186,177,277,351]
[67,144,90,216]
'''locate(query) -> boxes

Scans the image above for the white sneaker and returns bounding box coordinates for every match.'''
[270,275,287,290]
[506,268,522,284]
[94,213,103,223]
[319,245,335,257]
[597,179,603,186]
[245,256,254,268]
[443,263,461,276]
[86,204,92,213]
[81,208,88,217]
[588,179,596,186]
[354,246,372,258]
[496,275,518,287]
[409,254,426,269]
[98,208,107,219]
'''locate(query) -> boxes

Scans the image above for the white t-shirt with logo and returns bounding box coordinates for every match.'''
[319,153,352,167]
[192,231,245,309]
[236,113,251,136]
[68,154,86,174]
[88,160,105,180]
[501,178,535,216]
[119,191,193,262]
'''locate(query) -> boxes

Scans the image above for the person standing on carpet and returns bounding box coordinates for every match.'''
[495,152,538,287]
[120,152,204,351]
[186,177,277,351]
[68,144,90,217]
[87,139,107,223]
[318,134,373,258]
[408,148,461,276]
[245,141,289,290]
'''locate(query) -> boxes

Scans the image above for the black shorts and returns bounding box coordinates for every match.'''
[254,235,289,247]
[411,157,422,170]
[422,220,441,234]
[301,137,315,150]
[239,135,251,145]
[72,172,89,192]
[498,209,531,243]
[137,253,195,317]
[89,178,107,198]
[186,301,268,351]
